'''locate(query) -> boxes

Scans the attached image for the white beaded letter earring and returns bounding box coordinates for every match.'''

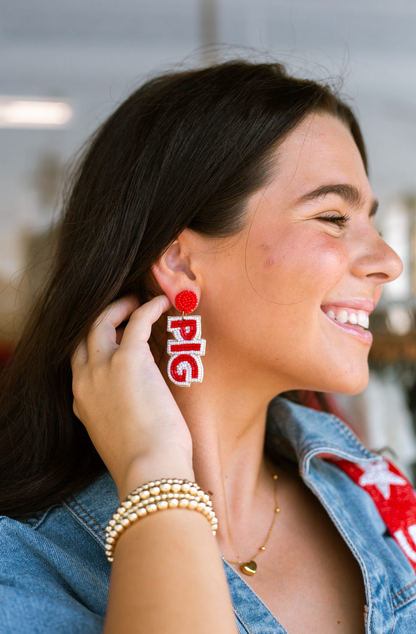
[166,290,206,387]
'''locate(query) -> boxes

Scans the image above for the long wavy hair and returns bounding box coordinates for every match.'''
[0,60,367,518]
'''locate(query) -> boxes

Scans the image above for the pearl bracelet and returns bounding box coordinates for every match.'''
[104,478,218,562]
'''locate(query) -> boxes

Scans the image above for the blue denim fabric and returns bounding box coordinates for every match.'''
[1,396,416,633]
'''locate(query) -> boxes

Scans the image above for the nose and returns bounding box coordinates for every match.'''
[350,227,403,285]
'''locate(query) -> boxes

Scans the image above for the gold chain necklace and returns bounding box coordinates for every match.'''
[223,473,280,576]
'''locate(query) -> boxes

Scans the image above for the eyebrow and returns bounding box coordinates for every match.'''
[296,183,379,217]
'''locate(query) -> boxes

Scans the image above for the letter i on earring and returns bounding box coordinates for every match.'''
[166,290,206,386]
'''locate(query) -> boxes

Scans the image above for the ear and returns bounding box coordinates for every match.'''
[151,228,200,309]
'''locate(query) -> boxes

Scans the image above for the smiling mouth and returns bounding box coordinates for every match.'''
[320,306,373,344]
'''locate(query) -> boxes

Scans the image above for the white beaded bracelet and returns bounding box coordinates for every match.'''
[104,478,218,562]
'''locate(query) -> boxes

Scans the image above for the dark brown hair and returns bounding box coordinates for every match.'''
[0,60,367,518]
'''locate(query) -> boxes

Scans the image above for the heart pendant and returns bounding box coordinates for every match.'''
[241,560,257,576]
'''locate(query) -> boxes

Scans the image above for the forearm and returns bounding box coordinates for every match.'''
[103,508,238,634]
[103,457,238,634]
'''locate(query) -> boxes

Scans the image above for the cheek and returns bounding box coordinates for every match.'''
[245,225,347,305]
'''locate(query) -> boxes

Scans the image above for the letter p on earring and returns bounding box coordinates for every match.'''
[166,290,206,386]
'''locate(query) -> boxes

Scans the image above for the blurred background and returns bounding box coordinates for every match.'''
[1,0,416,480]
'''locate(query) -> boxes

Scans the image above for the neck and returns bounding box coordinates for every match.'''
[158,350,285,560]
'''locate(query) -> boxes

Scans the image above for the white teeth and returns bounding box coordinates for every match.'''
[325,308,370,329]
[357,311,369,328]
[335,310,348,324]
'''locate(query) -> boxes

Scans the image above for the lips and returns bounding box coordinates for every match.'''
[321,298,375,313]
[321,304,373,345]
[320,299,374,345]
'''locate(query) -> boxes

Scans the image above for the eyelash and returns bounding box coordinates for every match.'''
[319,213,350,227]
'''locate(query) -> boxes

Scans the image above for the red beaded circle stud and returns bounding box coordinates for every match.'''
[175,290,198,315]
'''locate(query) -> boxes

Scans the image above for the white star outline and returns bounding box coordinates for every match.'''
[357,460,407,500]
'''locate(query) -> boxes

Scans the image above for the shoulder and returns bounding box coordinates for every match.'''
[0,470,117,633]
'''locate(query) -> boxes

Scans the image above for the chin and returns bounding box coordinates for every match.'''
[302,360,370,396]
[330,369,370,396]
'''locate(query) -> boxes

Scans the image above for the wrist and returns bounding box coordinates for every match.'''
[117,451,195,501]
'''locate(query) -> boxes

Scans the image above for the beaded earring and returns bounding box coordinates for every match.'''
[166,290,206,386]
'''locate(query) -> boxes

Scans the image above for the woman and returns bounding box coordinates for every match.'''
[0,59,414,634]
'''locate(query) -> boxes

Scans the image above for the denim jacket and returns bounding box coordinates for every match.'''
[1,396,416,634]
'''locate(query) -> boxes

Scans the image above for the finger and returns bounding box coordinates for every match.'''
[93,294,140,331]
[118,294,171,352]
[86,294,140,360]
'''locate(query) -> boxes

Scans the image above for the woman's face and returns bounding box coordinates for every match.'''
[173,113,403,395]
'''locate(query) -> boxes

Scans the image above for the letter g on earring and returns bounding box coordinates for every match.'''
[166,290,206,386]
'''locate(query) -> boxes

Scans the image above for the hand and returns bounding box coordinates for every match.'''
[70,294,194,497]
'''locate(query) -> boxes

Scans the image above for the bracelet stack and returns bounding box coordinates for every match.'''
[105,478,218,562]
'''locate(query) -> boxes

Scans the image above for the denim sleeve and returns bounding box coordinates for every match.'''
[0,516,105,634]
[0,585,104,634]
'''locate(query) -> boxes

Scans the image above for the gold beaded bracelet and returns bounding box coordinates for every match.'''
[104,478,218,562]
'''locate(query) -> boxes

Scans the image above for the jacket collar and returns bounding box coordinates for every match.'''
[71,395,381,544]
[266,395,381,476]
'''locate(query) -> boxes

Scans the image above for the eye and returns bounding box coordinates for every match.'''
[318,213,350,227]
